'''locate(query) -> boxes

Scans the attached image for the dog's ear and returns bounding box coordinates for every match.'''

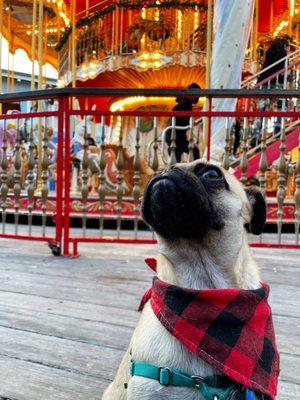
[245,186,266,235]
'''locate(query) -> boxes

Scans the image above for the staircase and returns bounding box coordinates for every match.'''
[233,47,300,180]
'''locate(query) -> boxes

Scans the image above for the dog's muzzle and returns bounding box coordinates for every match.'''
[141,168,224,240]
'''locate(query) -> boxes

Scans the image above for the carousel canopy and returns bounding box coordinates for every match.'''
[62,0,290,34]
[0,0,294,84]
[1,0,70,68]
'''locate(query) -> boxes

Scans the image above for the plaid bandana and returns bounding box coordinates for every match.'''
[140,268,279,399]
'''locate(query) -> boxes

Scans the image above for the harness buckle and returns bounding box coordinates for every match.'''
[158,367,171,385]
[191,375,205,389]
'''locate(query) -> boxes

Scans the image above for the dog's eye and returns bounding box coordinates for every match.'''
[202,168,222,180]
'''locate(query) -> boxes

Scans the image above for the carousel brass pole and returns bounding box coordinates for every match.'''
[114,5,120,56]
[70,0,76,162]
[38,0,43,89]
[37,0,44,191]
[270,0,274,33]
[0,0,3,113]
[31,0,38,91]
[7,5,11,92]
[253,0,259,60]
[11,26,15,93]
[11,51,14,92]
[71,0,76,88]
[203,0,213,155]
[205,0,213,89]
[289,0,294,36]
[43,11,47,80]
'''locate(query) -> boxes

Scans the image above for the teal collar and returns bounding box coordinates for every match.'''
[130,361,256,400]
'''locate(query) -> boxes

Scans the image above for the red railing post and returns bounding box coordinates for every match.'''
[55,96,65,252]
[63,96,71,256]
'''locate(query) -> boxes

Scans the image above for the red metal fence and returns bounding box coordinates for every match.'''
[0,88,299,256]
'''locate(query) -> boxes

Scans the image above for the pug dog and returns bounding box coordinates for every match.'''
[103,160,273,400]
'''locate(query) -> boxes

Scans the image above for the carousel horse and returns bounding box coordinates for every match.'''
[71,105,111,193]
[0,110,29,189]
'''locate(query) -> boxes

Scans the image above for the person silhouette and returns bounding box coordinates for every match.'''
[165,83,201,162]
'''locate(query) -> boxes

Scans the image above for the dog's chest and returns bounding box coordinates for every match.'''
[128,303,214,399]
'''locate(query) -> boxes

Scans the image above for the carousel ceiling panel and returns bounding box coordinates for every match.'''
[75,65,206,90]
[74,65,205,111]
[5,0,60,25]
[2,0,66,67]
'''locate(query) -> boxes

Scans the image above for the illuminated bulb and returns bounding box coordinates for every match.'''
[89,70,97,78]
[290,0,295,17]
[194,6,199,31]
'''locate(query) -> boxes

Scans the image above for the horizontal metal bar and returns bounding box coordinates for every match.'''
[1,88,300,103]
[69,237,156,244]
[249,243,300,249]
[0,234,55,242]
[243,50,300,88]
[251,58,300,89]
[69,238,300,248]
[0,111,58,119]
[67,109,300,118]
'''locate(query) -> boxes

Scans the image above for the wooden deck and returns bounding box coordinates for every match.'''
[0,238,298,399]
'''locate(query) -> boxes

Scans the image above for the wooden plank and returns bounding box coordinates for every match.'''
[0,305,133,350]
[0,303,297,358]
[0,291,138,328]
[277,380,300,399]
[0,239,298,400]
[273,315,300,356]
[0,270,298,318]
[0,325,123,379]
[0,355,106,400]
[0,324,297,393]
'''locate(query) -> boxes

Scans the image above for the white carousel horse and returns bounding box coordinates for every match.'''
[0,110,28,188]
[71,104,110,193]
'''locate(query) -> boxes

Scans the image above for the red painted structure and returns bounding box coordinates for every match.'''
[0,88,299,256]
[258,0,289,34]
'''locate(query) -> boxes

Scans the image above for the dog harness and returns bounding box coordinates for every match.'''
[138,259,279,399]
[130,361,259,399]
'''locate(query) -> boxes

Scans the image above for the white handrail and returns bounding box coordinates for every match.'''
[147,117,203,165]
[241,48,300,88]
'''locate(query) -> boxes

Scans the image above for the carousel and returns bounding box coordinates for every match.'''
[0,0,299,221]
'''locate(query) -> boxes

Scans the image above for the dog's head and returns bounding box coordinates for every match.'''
[142,161,266,248]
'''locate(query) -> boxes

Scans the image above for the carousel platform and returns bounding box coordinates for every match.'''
[4,192,298,224]
[0,237,298,399]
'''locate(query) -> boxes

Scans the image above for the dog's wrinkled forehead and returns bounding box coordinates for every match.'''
[174,160,247,200]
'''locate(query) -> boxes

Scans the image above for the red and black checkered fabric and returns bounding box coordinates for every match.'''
[148,277,279,399]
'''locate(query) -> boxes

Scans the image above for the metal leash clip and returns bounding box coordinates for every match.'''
[191,375,205,389]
